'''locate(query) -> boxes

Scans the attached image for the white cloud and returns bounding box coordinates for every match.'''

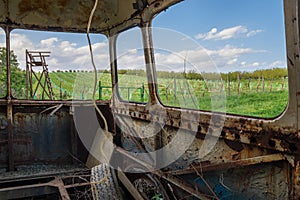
[127,49,138,54]
[212,45,256,57]
[0,30,282,74]
[240,61,247,66]
[117,50,145,69]
[10,33,35,67]
[252,62,260,67]
[40,37,58,47]
[246,30,263,37]
[153,45,257,72]
[227,58,238,65]
[195,27,219,40]
[6,32,110,71]
[195,25,263,41]
[270,60,286,67]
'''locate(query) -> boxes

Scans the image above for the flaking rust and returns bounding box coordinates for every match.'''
[0,0,299,199]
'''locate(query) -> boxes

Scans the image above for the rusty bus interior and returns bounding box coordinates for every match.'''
[0,0,300,199]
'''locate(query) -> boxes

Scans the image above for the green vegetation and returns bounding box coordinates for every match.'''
[155,76,288,118]
[33,69,290,118]
[0,47,289,118]
[0,47,26,98]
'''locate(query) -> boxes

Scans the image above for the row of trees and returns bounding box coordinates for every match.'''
[104,68,288,81]
[54,69,111,73]
[52,68,288,81]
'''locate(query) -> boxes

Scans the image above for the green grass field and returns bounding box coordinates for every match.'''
[7,70,289,119]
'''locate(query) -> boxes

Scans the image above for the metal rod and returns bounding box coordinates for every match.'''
[26,49,29,99]
[169,154,285,176]
[117,170,144,200]
[5,26,14,172]
[115,147,211,200]
[5,27,11,99]
[141,22,158,105]
[141,22,163,167]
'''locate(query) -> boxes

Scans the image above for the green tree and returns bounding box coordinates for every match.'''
[0,47,26,98]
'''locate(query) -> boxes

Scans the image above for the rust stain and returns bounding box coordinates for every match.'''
[294,161,300,199]
[170,154,285,176]
[16,0,112,28]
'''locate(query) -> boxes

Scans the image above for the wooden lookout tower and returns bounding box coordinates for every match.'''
[26,50,55,100]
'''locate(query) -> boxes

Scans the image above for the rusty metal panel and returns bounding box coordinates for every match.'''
[2,0,138,33]
[294,161,300,199]
[0,1,5,23]
[0,0,185,33]
[12,110,72,164]
[177,161,290,199]
[0,108,74,168]
[0,111,7,168]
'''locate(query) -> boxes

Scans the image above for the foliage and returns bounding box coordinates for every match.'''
[108,68,288,81]
[0,57,289,118]
[0,47,26,98]
[220,68,288,81]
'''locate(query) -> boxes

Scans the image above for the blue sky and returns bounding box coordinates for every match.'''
[152,0,286,72]
[0,0,286,73]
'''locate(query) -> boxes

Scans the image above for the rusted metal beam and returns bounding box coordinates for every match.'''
[52,178,71,200]
[117,170,144,200]
[112,105,300,157]
[115,147,212,200]
[64,182,91,189]
[0,181,57,197]
[168,154,286,176]
[0,177,71,199]
[0,99,110,106]
[7,105,13,172]
[5,26,14,172]
[294,161,300,199]
[141,21,158,105]
[140,21,164,167]
[26,49,28,98]
[159,172,215,200]
[5,26,11,99]
[0,185,58,199]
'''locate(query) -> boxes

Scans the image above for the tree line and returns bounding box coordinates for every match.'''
[94,68,288,81]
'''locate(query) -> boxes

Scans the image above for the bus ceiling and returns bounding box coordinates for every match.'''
[0,0,182,34]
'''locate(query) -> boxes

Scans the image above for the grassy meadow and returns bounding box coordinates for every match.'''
[2,69,289,119]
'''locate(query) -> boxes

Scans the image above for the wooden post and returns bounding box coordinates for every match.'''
[60,81,62,100]
[166,86,168,104]
[202,80,208,97]
[247,79,251,92]
[262,74,265,92]
[256,78,260,93]
[127,88,130,101]
[81,85,85,100]
[237,74,240,95]
[227,74,230,96]
[281,77,285,90]
[219,79,224,92]
[174,79,177,100]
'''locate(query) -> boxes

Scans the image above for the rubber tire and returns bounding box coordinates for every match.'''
[91,163,122,200]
